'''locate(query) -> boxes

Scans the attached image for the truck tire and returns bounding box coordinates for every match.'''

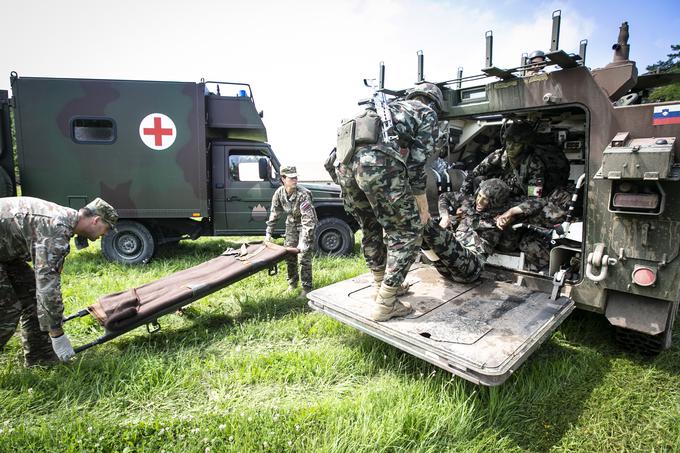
[315,217,354,256]
[101,220,156,265]
[0,167,13,197]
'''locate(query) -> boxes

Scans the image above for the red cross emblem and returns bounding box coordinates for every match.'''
[139,113,177,150]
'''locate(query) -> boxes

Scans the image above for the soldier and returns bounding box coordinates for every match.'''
[459,121,547,199]
[422,179,511,282]
[526,50,547,75]
[0,197,118,366]
[265,166,318,297]
[336,83,441,321]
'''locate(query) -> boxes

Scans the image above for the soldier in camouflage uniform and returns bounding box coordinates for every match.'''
[336,83,441,321]
[0,197,118,366]
[265,166,318,297]
[423,179,511,282]
[459,122,547,198]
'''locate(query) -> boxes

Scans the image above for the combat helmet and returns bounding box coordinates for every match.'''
[528,50,546,61]
[503,121,535,144]
[406,82,444,111]
[477,178,510,209]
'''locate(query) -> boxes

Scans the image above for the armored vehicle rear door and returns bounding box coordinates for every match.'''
[308,264,573,386]
[0,90,15,197]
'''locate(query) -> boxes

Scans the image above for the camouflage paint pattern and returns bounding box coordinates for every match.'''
[0,197,77,330]
[266,185,317,289]
[0,259,58,365]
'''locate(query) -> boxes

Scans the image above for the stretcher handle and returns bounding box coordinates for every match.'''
[63,309,89,323]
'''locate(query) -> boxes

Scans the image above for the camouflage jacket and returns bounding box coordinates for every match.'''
[356,99,438,195]
[0,197,79,331]
[454,198,507,259]
[459,147,546,197]
[266,186,318,244]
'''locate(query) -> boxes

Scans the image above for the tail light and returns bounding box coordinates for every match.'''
[631,266,656,287]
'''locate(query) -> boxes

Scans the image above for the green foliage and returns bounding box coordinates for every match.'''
[646,44,680,102]
[1,236,679,451]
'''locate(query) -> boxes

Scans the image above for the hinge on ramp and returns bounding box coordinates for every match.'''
[551,269,567,300]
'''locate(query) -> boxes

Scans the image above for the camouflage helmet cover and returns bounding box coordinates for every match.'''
[84,197,118,228]
[477,178,510,208]
[405,82,444,111]
[280,165,298,178]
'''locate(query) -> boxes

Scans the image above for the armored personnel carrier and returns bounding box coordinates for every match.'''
[310,12,680,385]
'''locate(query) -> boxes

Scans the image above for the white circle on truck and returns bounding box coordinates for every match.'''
[139,113,177,150]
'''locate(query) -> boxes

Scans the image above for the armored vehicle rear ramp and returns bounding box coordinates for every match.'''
[65,242,296,352]
[308,264,574,386]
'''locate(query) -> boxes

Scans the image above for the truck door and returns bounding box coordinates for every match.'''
[221,146,280,234]
[0,90,16,197]
[308,265,574,386]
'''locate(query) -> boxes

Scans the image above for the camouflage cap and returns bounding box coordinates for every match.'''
[84,198,119,229]
[405,82,444,111]
[280,166,298,178]
[477,178,510,208]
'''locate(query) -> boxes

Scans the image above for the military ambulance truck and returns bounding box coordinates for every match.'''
[309,16,680,385]
[0,74,356,264]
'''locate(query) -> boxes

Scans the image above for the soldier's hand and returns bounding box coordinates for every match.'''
[496,207,522,230]
[50,333,75,362]
[439,215,451,229]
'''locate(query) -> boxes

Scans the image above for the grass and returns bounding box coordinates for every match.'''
[1,236,679,452]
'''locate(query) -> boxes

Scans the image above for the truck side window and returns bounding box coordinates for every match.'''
[71,117,116,144]
[228,154,271,182]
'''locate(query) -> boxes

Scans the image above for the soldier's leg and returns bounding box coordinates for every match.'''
[357,159,420,289]
[2,261,57,365]
[299,244,314,292]
[422,219,483,281]
[284,226,300,289]
[519,232,550,272]
[336,163,387,274]
[0,264,22,352]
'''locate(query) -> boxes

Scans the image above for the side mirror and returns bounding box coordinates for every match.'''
[258,158,270,180]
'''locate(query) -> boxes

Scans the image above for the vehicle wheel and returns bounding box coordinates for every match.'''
[315,217,354,256]
[0,167,14,197]
[101,220,156,264]
[614,326,664,356]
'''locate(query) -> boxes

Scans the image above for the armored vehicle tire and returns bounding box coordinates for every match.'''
[102,220,156,265]
[315,217,354,256]
[614,326,664,356]
[0,167,13,197]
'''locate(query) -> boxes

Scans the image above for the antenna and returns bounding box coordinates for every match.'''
[379,62,385,89]
[417,50,424,82]
[485,31,493,68]
[550,10,561,52]
[579,39,588,65]
[456,67,463,89]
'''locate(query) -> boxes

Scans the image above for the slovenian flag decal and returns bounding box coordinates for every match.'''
[653,104,680,125]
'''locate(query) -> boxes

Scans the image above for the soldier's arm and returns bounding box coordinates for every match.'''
[299,191,318,245]
[32,230,70,332]
[438,192,458,218]
[406,108,438,195]
[265,190,283,236]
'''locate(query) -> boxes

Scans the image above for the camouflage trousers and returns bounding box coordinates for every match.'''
[0,260,57,365]
[422,219,484,282]
[337,150,421,288]
[284,225,314,290]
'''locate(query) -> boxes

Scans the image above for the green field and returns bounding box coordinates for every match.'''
[1,237,679,452]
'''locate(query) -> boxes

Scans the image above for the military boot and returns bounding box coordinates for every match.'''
[372,270,410,296]
[22,331,60,367]
[371,284,412,322]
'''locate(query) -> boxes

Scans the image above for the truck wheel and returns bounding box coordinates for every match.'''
[614,326,664,356]
[101,220,156,264]
[316,217,353,256]
[0,167,13,197]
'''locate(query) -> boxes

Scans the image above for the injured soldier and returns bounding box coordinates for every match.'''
[422,178,511,282]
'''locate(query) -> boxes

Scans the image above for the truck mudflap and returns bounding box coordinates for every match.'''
[308,264,574,386]
[64,242,296,352]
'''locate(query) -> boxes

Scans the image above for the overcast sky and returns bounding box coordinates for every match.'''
[2,0,678,180]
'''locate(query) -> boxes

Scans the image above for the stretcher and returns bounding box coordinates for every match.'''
[64,242,296,353]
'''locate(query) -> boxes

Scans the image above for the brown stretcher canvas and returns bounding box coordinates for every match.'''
[87,242,295,333]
